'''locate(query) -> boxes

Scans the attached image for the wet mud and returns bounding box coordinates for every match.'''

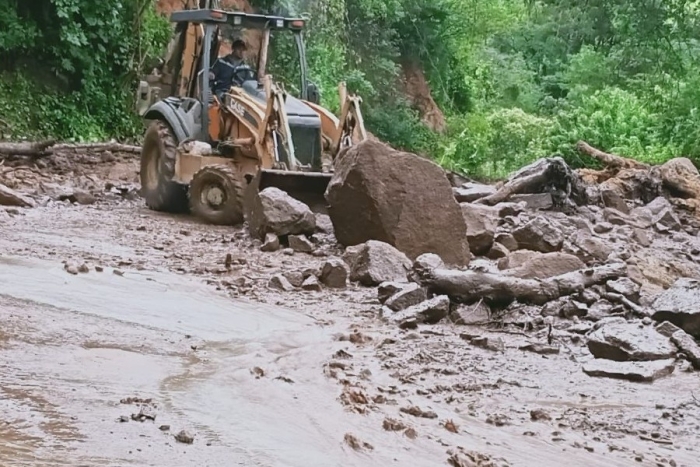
[1,152,699,466]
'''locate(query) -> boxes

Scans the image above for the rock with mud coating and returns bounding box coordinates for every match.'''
[512,216,564,253]
[606,277,641,302]
[325,139,471,266]
[658,157,700,199]
[319,258,349,289]
[651,278,700,338]
[247,187,316,240]
[0,183,35,208]
[377,281,409,304]
[260,233,280,252]
[288,234,314,253]
[385,283,428,312]
[268,274,295,292]
[670,330,700,370]
[412,253,445,276]
[174,430,194,444]
[389,295,450,329]
[582,358,676,382]
[450,301,490,325]
[301,275,322,292]
[459,203,498,256]
[586,321,676,362]
[343,240,411,286]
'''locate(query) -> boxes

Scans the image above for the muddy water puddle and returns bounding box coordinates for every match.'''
[0,256,445,466]
[1,254,699,466]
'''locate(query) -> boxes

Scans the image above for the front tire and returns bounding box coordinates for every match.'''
[189,164,244,225]
[140,120,188,213]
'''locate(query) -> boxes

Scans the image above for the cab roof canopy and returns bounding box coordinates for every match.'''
[169,9,306,30]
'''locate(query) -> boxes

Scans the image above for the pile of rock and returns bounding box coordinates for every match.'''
[249,138,700,382]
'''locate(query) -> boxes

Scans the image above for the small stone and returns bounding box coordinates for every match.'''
[78,263,90,273]
[269,274,295,292]
[261,233,280,252]
[288,234,314,253]
[95,266,104,272]
[174,430,194,444]
[377,282,409,304]
[113,269,124,276]
[593,222,614,234]
[412,253,445,276]
[530,409,552,421]
[388,295,450,329]
[512,216,565,253]
[601,189,630,214]
[469,336,505,352]
[450,301,491,325]
[486,242,509,259]
[385,283,428,312]
[343,240,411,286]
[494,233,519,251]
[283,271,305,288]
[282,248,294,256]
[301,275,322,291]
[159,425,170,431]
[319,258,349,288]
[65,264,79,275]
[670,330,700,369]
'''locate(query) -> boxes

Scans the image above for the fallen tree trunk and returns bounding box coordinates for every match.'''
[576,141,649,171]
[476,156,587,208]
[0,141,140,156]
[417,262,627,305]
[0,141,56,156]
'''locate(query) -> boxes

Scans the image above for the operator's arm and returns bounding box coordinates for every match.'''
[210,58,222,80]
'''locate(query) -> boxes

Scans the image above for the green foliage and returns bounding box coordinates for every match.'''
[0,0,171,142]
[2,0,700,178]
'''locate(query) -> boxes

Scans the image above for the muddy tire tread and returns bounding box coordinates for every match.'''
[188,164,245,225]
[140,120,188,213]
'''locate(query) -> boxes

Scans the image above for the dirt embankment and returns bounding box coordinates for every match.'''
[1,143,700,466]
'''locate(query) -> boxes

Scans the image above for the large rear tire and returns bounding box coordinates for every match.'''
[140,120,188,213]
[189,164,244,225]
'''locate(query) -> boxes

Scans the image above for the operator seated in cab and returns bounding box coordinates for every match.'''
[209,38,256,100]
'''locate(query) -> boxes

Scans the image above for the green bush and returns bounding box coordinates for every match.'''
[548,87,675,167]
[437,108,552,180]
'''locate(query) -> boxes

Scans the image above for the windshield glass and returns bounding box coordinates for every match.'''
[266,30,302,96]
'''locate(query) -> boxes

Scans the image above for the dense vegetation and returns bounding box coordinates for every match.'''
[2,0,700,178]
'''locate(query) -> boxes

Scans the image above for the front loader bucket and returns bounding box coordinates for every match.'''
[244,168,333,218]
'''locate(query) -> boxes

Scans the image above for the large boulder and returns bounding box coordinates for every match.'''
[342,240,412,286]
[325,139,471,266]
[246,187,316,240]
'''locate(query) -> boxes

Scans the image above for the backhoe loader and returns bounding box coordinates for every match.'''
[136,5,367,225]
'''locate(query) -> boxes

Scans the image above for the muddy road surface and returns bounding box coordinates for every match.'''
[0,152,699,466]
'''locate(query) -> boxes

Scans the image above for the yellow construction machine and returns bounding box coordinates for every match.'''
[136,5,367,224]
